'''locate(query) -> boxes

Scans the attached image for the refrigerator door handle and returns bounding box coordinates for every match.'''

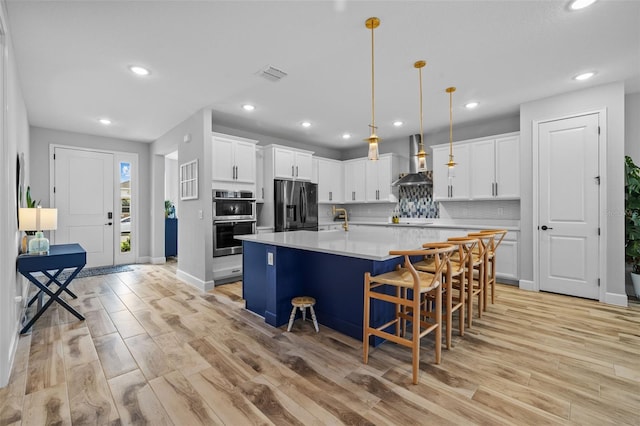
[300,186,306,223]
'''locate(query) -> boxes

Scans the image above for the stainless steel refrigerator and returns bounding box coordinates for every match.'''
[274,179,318,231]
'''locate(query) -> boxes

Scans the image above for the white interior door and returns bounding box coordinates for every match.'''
[538,113,599,299]
[53,148,114,267]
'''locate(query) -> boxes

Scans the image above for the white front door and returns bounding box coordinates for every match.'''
[53,148,114,267]
[538,113,600,299]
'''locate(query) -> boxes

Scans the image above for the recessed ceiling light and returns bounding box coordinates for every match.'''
[342,133,351,140]
[574,71,596,81]
[129,65,150,76]
[99,118,112,125]
[569,0,597,10]
[465,102,479,109]
[301,121,311,128]
[393,121,404,127]
[242,104,255,111]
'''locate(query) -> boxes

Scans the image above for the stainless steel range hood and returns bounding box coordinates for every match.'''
[392,134,433,186]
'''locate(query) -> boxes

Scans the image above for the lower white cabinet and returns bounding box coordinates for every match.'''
[495,239,518,280]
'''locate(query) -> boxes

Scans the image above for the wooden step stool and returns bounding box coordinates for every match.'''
[287,296,319,332]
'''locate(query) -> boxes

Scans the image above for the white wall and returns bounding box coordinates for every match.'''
[152,108,214,289]
[0,0,31,387]
[625,92,640,163]
[520,82,626,305]
[28,126,152,260]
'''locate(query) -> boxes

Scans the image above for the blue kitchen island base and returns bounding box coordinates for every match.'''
[242,240,401,342]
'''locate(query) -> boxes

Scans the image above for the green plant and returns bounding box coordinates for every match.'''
[165,200,175,218]
[20,186,40,235]
[120,236,131,252]
[625,156,640,273]
[21,185,39,208]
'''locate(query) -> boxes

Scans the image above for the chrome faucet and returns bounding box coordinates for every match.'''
[332,205,349,231]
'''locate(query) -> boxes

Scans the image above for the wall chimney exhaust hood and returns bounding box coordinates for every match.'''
[392,134,433,186]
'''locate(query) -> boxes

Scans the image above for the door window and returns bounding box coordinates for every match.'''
[120,162,131,253]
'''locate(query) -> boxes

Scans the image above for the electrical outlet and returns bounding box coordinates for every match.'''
[267,252,274,265]
[198,210,203,219]
[498,207,504,216]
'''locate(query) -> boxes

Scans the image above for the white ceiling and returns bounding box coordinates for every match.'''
[5,0,640,150]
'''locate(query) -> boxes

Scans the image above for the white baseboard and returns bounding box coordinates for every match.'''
[0,319,21,388]
[519,279,536,291]
[604,292,628,307]
[176,269,215,292]
[150,257,166,265]
[136,256,151,264]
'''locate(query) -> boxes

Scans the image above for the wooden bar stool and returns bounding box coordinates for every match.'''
[450,233,489,328]
[414,239,477,349]
[287,296,319,332]
[479,229,507,307]
[363,244,455,384]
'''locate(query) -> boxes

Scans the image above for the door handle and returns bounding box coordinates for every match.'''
[105,222,113,226]
[540,225,553,230]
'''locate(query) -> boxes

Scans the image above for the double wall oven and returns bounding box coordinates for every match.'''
[213,190,256,257]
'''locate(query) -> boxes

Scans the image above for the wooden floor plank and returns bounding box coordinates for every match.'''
[108,369,174,426]
[149,370,224,425]
[93,332,138,380]
[65,360,120,424]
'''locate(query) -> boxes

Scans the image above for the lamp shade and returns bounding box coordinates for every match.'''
[19,207,57,231]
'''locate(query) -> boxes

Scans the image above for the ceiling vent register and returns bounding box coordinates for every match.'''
[258,65,288,82]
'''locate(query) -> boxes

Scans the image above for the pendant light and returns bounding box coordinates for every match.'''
[445,86,457,177]
[415,60,428,172]
[365,17,380,161]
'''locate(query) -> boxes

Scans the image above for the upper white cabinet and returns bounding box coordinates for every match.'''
[256,146,265,202]
[470,135,520,199]
[432,143,470,201]
[317,157,344,203]
[494,135,520,199]
[432,132,519,201]
[211,132,257,184]
[272,146,313,181]
[344,158,367,203]
[365,153,401,202]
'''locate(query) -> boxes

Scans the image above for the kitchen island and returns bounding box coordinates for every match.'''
[238,227,456,340]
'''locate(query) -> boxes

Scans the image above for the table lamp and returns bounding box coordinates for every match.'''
[19,207,57,255]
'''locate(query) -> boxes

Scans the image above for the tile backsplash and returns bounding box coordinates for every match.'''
[398,185,439,218]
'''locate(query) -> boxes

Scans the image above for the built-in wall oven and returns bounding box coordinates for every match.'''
[213,190,256,257]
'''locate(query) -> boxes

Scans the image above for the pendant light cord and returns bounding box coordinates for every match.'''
[370,22,375,134]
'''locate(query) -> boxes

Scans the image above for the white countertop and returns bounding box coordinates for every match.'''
[238,228,470,261]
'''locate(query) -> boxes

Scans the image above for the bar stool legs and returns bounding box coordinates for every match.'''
[287,296,319,333]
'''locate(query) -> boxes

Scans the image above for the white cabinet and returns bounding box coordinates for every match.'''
[494,135,520,199]
[470,135,519,200]
[211,133,257,184]
[365,153,401,202]
[432,143,470,200]
[495,240,518,280]
[256,146,265,202]
[261,145,315,228]
[317,157,344,203]
[318,223,343,231]
[273,147,313,181]
[432,132,519,201]
[344,158,367,203]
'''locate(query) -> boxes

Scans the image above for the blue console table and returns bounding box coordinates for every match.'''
[17,243,86,334]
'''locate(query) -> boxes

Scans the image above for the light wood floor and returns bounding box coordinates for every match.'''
[1,262,639,425]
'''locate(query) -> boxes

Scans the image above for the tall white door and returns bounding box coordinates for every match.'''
[538,113,600,299]
[53,148,114,267]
